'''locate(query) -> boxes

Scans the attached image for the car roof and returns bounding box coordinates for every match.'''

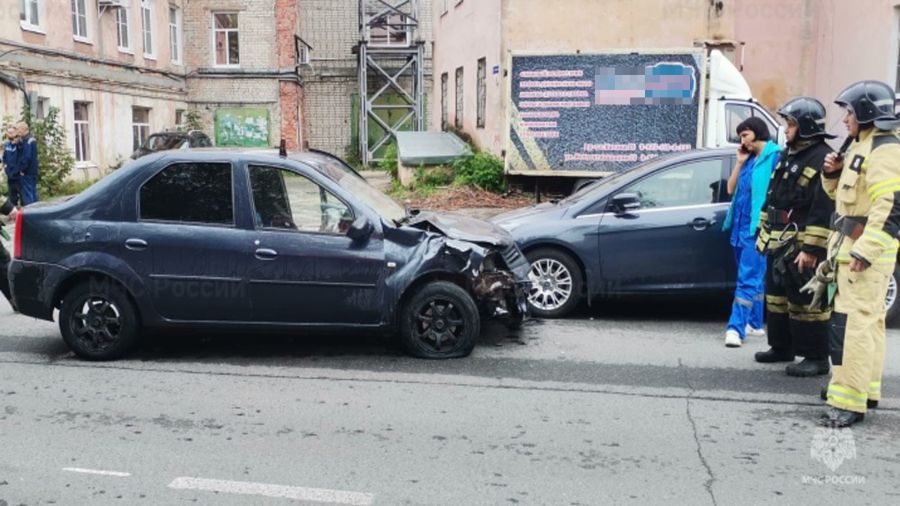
[135,147,345,169]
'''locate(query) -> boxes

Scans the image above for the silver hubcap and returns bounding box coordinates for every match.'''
[886,275,897,312]
[528,258,573,311]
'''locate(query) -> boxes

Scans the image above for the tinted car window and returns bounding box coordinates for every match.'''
[250,165,354,234]
[621,158,724,209]
[140,162,234,224]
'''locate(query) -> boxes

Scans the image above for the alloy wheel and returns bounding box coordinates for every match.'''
[413,298,466,353]
[69,296,123,354]
[528,258,573,311]
[886,275,897,312]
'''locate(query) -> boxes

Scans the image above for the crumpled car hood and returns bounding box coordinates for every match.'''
[406,211,514,247]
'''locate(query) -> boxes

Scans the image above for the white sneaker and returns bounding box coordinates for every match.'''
[745,325,766,338]
[725,329,742,348]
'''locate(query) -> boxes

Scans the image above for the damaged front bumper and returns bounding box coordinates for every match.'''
[444,238,531,325]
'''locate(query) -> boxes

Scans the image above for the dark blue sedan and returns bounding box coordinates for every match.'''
[492,148,900,320]
[9,150,530,360]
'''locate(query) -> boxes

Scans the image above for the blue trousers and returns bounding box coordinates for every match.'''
[727,243,766,339]
[7,178,21,207]
[20,175,37,205]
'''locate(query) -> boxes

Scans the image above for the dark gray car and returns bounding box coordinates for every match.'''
[9,150,530,360]
[491,149,900,321]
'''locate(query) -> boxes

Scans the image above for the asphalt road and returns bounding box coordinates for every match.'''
[1,297,899,505]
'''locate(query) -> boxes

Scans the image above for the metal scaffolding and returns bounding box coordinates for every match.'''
[357,0,424,165]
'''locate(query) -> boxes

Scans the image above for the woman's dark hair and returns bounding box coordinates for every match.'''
[735,116,771,142]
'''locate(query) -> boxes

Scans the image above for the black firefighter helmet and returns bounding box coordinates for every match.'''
[834,80,900,130]
[777,97,836,139]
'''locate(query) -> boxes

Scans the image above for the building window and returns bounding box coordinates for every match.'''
[476,58,486,129]
[71,0,88,40]
[455,66,464,129]
[441,72,448,131]
[895,7,900,92]
[73,102,91,163]
[175,109,185,130]
[213,13,240,66]
[20,0,40,28]
[116,6,130,51]
[169,6,181,64]
[35,97,49,119]
[132,107,151,151]
[369,13,410,47]
[141,0,154,57]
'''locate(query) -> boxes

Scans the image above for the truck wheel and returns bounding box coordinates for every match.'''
[525,248,583,318]
[400,281,480,359]
[886,266,900,326]
[59,280,141,361]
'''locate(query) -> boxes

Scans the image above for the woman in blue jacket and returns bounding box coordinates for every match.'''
[722,117,781,347]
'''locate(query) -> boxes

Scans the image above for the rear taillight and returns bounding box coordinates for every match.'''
[13,209,23,259]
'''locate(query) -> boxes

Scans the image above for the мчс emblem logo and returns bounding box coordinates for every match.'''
[810,427,856,472]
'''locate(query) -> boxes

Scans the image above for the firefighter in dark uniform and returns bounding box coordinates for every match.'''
[813,80,900,427]
[754,97,836,376]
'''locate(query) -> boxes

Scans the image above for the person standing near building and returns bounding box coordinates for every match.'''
[754,97,835,376]
[722,117,782,347]
[2,126,22,206]
[15,122,38,205]
[818,80,900,427]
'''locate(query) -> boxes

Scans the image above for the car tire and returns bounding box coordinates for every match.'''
[400,281,480,359]
[59,280,141,361]
[525,248,583,318]
[886,266,900,326]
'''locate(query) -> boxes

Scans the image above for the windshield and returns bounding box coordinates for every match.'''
[303,157,407,223]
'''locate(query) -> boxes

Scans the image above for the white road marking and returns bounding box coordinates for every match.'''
[62,467,131,477]
[168,477,375,505]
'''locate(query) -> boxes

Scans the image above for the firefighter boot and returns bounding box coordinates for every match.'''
[819,407,864,428]
[754,348,794,363]
[786,358,830,377]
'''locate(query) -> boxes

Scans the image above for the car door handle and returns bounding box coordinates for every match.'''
[689,217,716,231]
[255,248,278,260]
[125,238,148,251]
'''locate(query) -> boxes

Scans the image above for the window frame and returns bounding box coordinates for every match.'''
[20,0,43,33]
[132,107,151,152]
[73,101,91,164]
[71,0,89,42]
[212,12,240,67]
[476,57,486,129]
[141,0,155,59]
[247,164,356,236]
[455,66,464,130]
[169,5,182,65]
[440,72,449,131]
[137,161,237,227]
[116,5,132,53]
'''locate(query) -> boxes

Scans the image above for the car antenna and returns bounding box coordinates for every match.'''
[279,139,287,157]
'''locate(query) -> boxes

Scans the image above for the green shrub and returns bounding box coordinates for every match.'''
[452,152,506,193]
[414,165,454,189]
[379,142,399,180]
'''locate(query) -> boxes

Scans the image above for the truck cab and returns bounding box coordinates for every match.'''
[703,50,785,148]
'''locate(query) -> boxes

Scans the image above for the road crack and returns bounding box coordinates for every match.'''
[679,358,717,506]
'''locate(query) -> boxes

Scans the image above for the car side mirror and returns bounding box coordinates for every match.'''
[611,193,641,214]
[347,216,374,242]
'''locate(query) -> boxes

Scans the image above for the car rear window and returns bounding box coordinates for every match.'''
[140,162,234,225]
